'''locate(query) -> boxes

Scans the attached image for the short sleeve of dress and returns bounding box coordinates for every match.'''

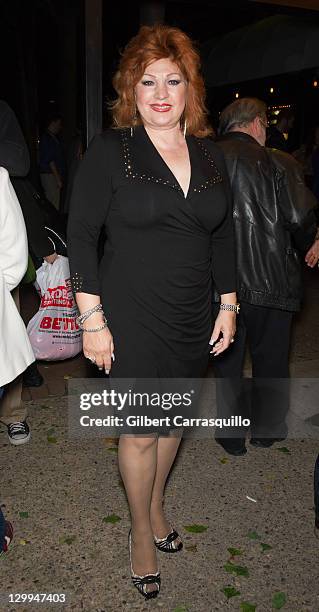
[67,133,112,295]
[210,145,237,296]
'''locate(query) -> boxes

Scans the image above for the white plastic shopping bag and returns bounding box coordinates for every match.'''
[27,255,82,360]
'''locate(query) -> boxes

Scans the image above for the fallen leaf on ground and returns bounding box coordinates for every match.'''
[224,563,249,577]
[107,447,118,453]
[277,447,290,454]
[221,586,241,599]
[19,512,29,519]
[104,438,118,445]
[59,535,76,545]
[272,592,287,609]
[185,544,197,552]
[247,530,262,540]
[240,603,256,611]
[47,436,58,443]
[227,547,243,557]
[220,457,228,464]
[102,514,121,524]
[260,543,272,553]
[183,524,208,533]
[172,606,188,612]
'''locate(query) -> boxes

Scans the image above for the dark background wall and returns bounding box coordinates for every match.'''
[1,0,319,173]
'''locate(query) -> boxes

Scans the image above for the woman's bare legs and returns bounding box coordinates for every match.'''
[150,433,183,546]
[118,434,159,592]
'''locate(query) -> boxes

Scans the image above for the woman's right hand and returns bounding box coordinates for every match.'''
[305,238,319,268]
[83,325,114,374]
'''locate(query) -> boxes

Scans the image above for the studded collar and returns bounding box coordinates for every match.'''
[120,125,223,199]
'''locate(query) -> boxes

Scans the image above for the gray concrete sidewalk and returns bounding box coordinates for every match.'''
[1,391,318,612]
[3,266,318,611]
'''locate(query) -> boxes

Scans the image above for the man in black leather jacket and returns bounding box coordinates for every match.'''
[213,97,318,456]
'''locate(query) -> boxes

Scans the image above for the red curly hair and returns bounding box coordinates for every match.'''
[110,25,213,138]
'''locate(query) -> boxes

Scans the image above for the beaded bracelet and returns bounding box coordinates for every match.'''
[82,320,108,333]
[76,304,104,326]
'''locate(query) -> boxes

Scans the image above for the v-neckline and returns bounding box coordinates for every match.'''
[143,125,192,199]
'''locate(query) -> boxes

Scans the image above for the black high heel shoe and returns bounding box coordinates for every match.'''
[154,526,183,553]
[128,530,161,599]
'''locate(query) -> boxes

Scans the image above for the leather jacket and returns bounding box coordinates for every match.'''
[216,132,318,312]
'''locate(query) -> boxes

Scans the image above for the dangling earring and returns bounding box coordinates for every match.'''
[131,104,137,137]
[183,118,187,138]
[181,114,187,138]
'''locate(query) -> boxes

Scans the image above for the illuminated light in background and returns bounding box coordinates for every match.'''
[235,92,239,99]
[313,80,318,88]
[269,105,291,110]
[270,87,274,93]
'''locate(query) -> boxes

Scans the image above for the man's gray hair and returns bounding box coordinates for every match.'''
[219,97,267,135]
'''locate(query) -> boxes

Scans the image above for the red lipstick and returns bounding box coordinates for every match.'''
[150,104,172,112]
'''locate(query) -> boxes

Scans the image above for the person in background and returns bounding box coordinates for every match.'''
[0,380,13,552]
[0,100,58,388]
[266,107,295,152]
[311,142,319,202]
[0,507,13,558]
[0,385,14,552]
[0,100,30,175]
[39,113,66,211]
[0,101,34,439]
[292,125,319,191]
[214,97,318,456]
[0,167,35,444]
[12,178,59,386]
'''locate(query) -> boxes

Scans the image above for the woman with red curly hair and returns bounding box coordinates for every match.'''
[68,25,238,599]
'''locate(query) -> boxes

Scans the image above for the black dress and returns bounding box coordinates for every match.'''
[67,125,236,379]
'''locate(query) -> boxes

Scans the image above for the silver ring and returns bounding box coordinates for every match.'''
[87,356,96,364]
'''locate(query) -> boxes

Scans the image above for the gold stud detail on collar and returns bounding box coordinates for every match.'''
[192,139,223,191]
[120,129,183,193]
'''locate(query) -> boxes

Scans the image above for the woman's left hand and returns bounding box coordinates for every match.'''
[209,310,236,356]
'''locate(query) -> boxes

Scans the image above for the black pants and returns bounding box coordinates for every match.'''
[213,303,293,439]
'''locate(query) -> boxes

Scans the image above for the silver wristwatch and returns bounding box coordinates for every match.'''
[220,303,240,314]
